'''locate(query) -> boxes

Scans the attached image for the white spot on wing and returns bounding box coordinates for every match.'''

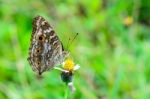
[41,20,46,25]
[50,34,56,39]
[47,28,52,33]
[43,28,52,33]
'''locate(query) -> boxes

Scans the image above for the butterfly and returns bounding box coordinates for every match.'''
[28,15,69,75]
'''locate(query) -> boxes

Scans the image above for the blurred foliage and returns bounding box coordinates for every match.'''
[0,0,150,99]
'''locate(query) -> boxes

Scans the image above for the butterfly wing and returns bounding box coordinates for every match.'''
[28,16,67,75]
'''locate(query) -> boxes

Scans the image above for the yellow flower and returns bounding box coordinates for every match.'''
[63,58,75,71]
[53,58,80,93]
[54,58,80,72]
[123,16,133,26]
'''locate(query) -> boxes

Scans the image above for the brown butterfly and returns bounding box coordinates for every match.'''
[27,15,68,75]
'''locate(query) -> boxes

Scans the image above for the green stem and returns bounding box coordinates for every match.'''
[64,85,68,99]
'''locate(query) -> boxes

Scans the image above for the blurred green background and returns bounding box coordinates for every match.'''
[0,0,150,99]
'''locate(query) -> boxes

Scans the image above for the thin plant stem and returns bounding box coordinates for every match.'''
[64,84,68,99]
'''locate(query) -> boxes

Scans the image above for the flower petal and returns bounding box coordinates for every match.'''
[73,64,80,71]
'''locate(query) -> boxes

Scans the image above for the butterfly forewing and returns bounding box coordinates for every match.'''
[28,16,68,75]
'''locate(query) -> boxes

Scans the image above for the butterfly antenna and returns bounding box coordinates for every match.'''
[67,33,78,50]
[66,37,71,51]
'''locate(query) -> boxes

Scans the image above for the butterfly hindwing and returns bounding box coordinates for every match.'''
[28,15,68,75]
